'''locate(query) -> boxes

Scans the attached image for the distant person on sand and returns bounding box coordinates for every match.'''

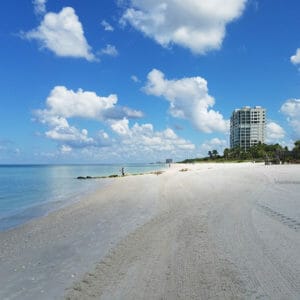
[121,167,125,176]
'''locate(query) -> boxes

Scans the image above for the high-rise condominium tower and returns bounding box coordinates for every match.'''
[230,106,266,151]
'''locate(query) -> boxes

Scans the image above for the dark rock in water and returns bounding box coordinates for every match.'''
[109,174,118,178]
[86,176,93,179]
[77,176,86,179]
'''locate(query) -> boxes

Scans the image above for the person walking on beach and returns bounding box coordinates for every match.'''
[121,167,125,176]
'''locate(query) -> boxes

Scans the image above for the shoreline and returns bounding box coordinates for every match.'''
[1,163,299,299]
[0,164,178,300]
[0,178,112,232]
[0,164,167,232]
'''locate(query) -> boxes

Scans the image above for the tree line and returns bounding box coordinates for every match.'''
[181,140,300,164]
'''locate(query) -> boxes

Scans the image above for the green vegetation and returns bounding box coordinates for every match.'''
[180,140,300,164]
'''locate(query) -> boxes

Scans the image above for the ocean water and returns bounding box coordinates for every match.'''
[0,163,165,231]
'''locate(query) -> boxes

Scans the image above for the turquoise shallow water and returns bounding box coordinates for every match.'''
[0,164,165,231]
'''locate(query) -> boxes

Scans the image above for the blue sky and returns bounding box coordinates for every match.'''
[0,0,300,163]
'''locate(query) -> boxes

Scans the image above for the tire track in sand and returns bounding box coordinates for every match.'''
[65,170,250,299]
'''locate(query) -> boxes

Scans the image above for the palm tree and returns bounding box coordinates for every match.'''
[208,151,213,159]
[233,146,242,159]
[223,148,230,160]
[293,140,300,160]
[294,140,300,150]
[212,149,218,159]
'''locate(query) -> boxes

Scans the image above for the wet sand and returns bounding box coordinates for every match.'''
[1,163,300,299]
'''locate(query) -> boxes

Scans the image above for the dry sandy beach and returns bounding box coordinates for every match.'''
[0,163,300,299]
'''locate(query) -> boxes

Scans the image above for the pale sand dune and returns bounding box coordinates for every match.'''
[1,163,300,299]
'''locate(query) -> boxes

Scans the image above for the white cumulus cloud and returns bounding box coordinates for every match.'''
[45,122,94,147]
[143,69,229,133]
[60,145,72,154]
[281,99,300,118]
[101,20,114,31]
[34,86,196,160]
[266,122,285,143]
[99,44,119,57]
[33,0,47,15]
[35,86,143,123]
[121,0,247,54]
[131,75,140,83]
[25,7,95,61]
[280,99,300,138]
[34,86,143,149]
[44,120,112,150]
[67,120,196,162]
[109,118,195,156]
[290,48,300,65]
[39,114,112,150]
[110,118,132,136]
[37,116,196,161]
